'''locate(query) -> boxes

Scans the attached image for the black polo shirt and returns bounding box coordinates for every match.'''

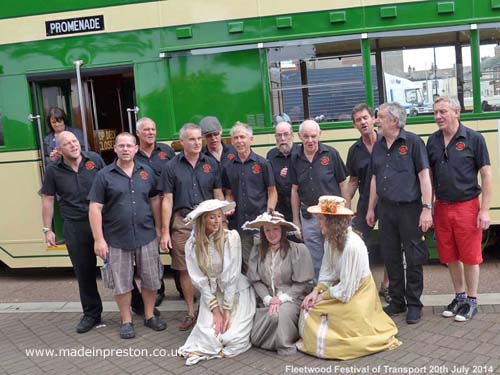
[202,142,237,171]
[346,133,381,214]
[88,161,158,249]
[267,143,298,219]
[160,152,221,212]
[41,151,105,221]
[427,122,490,202]
[135,142,175,176]
[222,150,275,231]
[371,128,429,203]
[289,143,347,207]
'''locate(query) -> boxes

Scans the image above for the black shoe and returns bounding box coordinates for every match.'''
[144,316,167,331]
[155,292,165,307]
[454,302,477,322]
[132,305,160,317]
[120,322,135,339]
[383,304,407,316]
[76,316,101,334]
[442,297,465,318]
[406,306,422,324]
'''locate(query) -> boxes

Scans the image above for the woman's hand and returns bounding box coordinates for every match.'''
[301,290,318,310]
[212,308,224,335]
[268,296,281,316]
[222,309,231,333]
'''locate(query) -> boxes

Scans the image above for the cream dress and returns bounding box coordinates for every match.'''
[179,229,256,365]
[247,241,313,354]
[296,228,402,360]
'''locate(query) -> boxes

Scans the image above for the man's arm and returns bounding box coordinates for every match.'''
[291,184,300,226]
[418,168,433,233]
[160,193,173,251]
[478,165,492,229]
[344,176,359,209]
[267,186,278,212]
[213,188,224,201]
[366,175,378,227]
[88,202,108,260]
[339,179,349,206]
[41,194,56,246]
[150,195,162,241]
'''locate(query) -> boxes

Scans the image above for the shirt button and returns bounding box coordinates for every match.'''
[193,184,196,187]
[132,201,136,204]
[131,190,135,193]
[387,154,390,157]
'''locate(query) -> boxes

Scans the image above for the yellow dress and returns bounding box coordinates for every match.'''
[296,229,401,360]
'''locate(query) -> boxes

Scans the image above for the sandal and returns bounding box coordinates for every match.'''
[179,314,196,331]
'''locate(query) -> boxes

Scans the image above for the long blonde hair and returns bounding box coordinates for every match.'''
[323,215,351,253]
[194,209,225,275]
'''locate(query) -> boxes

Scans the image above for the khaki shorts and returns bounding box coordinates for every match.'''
[109,239,163,295]
[171,211,193,271]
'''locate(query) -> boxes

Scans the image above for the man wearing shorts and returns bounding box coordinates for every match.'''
[89,132,166,339]
[160,123,223,330]
[427,97,492,321]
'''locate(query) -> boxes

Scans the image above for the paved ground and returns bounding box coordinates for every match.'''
[1,263,500,374]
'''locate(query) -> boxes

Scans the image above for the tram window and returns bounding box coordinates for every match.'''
[375,30,471,115]
[267,39,373,124]
[479,28,500,113]
[0,111,4,146]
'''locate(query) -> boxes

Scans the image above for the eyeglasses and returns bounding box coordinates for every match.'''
[275,132,292,139]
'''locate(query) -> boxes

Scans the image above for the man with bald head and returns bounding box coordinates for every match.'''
[266,121,297,222]
[289,120,348,281]
[41,131,105,333]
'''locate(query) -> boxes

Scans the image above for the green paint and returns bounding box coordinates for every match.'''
[492,0,500,9]
[329,11,346,24]
[380,6,398,18]
[176,27,193,39]
[437,1,456,14]
[275,16,293,29]
[228,21,244,34]
[470,28,482,114]
[361,38,374,108]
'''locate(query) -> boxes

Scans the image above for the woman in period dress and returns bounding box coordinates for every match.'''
[178,199,256,366]
[244,211,314,355]
[296,196,401,360]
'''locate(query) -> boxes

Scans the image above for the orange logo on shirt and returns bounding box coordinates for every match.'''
[320,156,329,166]
[159,152,167,160]
[85,161,95,170]
[456,142,465,151]
[252,164,261,174]
[203,164,212,173]
[399,145,408,155]
[139,171,149,180]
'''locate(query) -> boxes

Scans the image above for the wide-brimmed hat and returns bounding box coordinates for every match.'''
[184,199,236,225]
[242,211,300,233]
[307,196,354,216]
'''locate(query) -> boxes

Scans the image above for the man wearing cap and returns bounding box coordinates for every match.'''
[223,122,277,270]
[134,117,176,308]
[160,123,224,331]
[366,102,433,324]
[427,97,491,322]
[289,120,348,281]
[345,104,390,303]
[41,131,104,334]
[200,116,237,170]
[266,121,298,222]
[89,132,166,339]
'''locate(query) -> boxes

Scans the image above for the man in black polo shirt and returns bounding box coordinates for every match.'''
[345,104,390,303]
[366,102,433,324]
[223,122,277,269]
[289,120,348,281]
[89,132,166,339]
[200,116,236,170]
[266,121,298,222]
[427,97,491,322]
[135,117,175,307]
[160,123,223,331]
[41,131,104,334]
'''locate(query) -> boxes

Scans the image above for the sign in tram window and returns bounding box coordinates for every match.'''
[479,28,500,113]
[267,40,377,124]
[377,30,471,114]
[0,112,4,146]
[97,129,116,151]
[45,16,104,37]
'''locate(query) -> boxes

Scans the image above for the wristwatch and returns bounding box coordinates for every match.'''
[422,203,432,210]
[42,227,52,233]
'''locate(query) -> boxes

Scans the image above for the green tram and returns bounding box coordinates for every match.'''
[0,0,499,267]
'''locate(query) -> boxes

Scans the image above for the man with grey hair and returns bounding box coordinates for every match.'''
[134,116,175,308]
[266,121,297,222]
[427,97,491,322]
[199,116,236,169]
[367,102,433,324]
[223,122,277,269]
[289,119,348,282]
[160,123,223,330]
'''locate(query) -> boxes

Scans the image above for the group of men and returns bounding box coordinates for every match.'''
[41,97,491,340]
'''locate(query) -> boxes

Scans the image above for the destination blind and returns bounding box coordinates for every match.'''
[46,16,104,37]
